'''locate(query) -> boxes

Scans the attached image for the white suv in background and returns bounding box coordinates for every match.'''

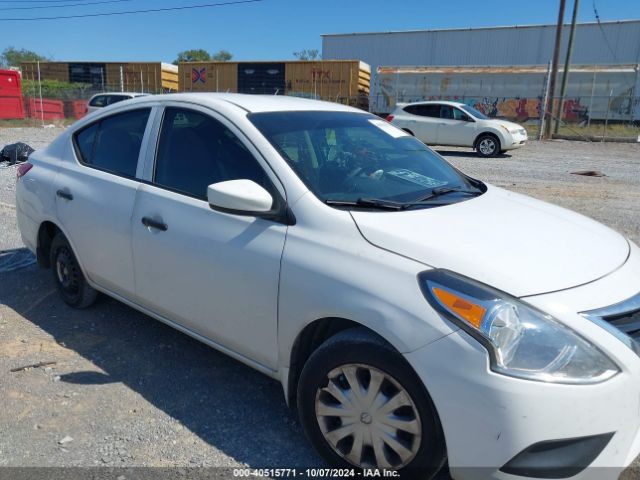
[87,92,150,114]
[388,101,527,157]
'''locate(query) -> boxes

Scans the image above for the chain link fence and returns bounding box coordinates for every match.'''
[1,62,176,127]
[4,69,639,142]
[368,93,640,141]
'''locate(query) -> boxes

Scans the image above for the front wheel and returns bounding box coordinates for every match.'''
[475,134,500,157]
[297,328,446,478]
[50,232,98,309]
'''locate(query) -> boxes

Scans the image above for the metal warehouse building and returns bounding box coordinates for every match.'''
[322,20,640,114]
[322,20,640,70]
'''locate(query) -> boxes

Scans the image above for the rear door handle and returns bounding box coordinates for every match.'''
[56,189,73,201]
[141,216,168,232]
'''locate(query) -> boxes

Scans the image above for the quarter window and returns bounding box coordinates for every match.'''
[74,108,150,178]
[153,108,269,199]
[404,104,440,118]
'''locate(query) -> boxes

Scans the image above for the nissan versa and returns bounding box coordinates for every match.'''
[15,93,640,479]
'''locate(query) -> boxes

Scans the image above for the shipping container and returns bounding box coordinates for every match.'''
[373,64,640,122]
[20,61,179,93]
[0,69,25,119]
[178,60,370,108]
[322,20,640,115]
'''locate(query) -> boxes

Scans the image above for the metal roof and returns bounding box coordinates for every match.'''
[321,19,640,37]
[322,20,640,68]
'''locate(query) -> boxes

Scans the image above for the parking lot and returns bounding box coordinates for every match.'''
[1,127,639,475]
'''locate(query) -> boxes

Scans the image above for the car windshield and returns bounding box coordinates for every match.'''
[459,104,489,120]
[249,111,481,207]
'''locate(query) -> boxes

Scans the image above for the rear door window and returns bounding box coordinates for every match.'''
[404,104,440,118]
[73,108,151,178]
[106,95,131,106]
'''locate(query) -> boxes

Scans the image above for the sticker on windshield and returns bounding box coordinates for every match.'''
[369,119,410,138]
[386,169,448,188]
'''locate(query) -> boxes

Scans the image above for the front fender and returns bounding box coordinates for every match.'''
[277,195,457,369]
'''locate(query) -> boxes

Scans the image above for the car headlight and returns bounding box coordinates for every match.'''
[500,124,520,135]
[419,270,619,384]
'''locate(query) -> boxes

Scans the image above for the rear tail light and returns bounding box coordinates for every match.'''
[386,115,395,122]
[16,162,33,179]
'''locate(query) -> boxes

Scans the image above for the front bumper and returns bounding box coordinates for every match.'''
[406,332,640,479]
[405,241,640,479]
[503,131,528,150]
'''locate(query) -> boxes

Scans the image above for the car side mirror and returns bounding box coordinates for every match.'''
[207,179,273,215]
[463,114,474,122]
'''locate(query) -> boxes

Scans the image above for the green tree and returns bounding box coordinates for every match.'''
[173,49,212,65]
[211,49,233,62]
[293,49,320,61]
[22,79,90,100]
[1,46,48,67]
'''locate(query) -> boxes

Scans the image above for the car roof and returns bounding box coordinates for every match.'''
[124,92,363,114]
[89,92,149,98]
[400,100,466,108]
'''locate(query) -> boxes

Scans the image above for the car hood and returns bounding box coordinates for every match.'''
[478,119,523,131]
[351,186,629,297]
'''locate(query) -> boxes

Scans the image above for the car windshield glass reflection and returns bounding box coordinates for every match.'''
[249,111,482,208]
[460,104,489,120]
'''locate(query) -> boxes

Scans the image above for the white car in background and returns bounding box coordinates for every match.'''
[86,92,149,114]
[388,100,527,157]
[15,93,640,479]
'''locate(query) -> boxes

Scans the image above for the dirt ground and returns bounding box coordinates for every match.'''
[0,128,639,478]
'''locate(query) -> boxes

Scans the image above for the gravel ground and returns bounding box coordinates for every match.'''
[0,127,639,477]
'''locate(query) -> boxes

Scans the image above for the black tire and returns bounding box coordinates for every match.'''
[475,134,501,158]
[49,232,98,309]
[402,128,415,136]
[297,328,446,479]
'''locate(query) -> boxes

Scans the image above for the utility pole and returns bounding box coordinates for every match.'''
[545,0,567,139]
[555,0,580,134]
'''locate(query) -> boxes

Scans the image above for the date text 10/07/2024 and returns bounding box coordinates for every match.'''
[232,469,401,477]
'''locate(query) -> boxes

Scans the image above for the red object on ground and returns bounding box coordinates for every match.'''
[25,97,65,120]
[0,69,25,119]
[65,99,88,119]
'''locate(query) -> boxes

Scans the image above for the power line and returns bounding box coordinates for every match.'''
[0,0,139,11]
[0,0,261,20]
[592,0,619,63]
[0,0,100,3]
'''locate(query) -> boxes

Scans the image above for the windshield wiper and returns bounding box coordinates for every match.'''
[412,185,481,203]
[325,187,482,211]
[324,198,406,210]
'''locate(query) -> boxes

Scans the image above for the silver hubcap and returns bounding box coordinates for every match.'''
[479,138,496,155]
[55,247,79,293]
[315,364,422,469]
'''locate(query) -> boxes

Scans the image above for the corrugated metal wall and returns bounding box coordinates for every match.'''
[322,21,640,69]
[322,20,640,106]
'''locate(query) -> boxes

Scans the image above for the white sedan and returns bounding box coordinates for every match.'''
[387,101,527,157]
[15,93,640,479]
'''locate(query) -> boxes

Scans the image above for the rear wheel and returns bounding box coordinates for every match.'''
[475,134,500,157]
[298,328,446,478]
[50,233,98,309]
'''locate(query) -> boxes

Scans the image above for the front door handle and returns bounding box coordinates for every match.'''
[56,189,73,201]
[141,216,168,232]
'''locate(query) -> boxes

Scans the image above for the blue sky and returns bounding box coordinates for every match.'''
[2,0,639,63]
